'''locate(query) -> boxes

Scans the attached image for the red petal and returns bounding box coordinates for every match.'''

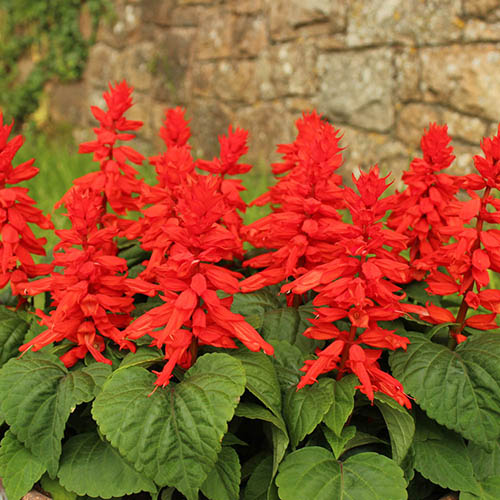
[465,313,498,330]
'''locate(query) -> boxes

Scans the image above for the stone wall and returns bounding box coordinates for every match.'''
[47,0,500,183]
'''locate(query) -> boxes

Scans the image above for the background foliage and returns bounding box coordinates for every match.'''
[0,0,109,125]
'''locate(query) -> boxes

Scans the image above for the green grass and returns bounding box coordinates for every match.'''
[237,165,273,225]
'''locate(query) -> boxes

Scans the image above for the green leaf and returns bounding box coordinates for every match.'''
[271,340,305,390]
[0,430,46,500]
[404,281,440,306]
[118,240,151,267]
[283,378,334,449]
[234,403,289,490]
[0,352,101,476]
[413,413,480,494]
[343,430,388,451]
[322,375,357,436]
[22,317,47,345]
[374,393,415,464]
[117,346,164,370]
[231,291,318,351]
[323,425,356,459]
[244,455,273,500]
[92,353,245,500]
[276,447,407,500]
[425,322,457,340]
[0,305,29,367]
[390,332,500,447]
[460,476,500,500]
[236,403,287,434]
[269,423,289,485]
[201,446,240,500]
[62,362,112,406]
[40,475,77,500]
[468,441,500,480]
[222,433,248,447]
[57,432,156,498]
[231,350,282,418]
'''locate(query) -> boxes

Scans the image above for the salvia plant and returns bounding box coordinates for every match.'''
[0,81,499,500]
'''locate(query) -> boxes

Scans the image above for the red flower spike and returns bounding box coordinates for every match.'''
[414,124,500,343]
[159,107,191,148]
[281,166,413,407]
[73,80,146,216]
[0,112,53,296]
[19,187,139,367]
[241,111,346,291]
[387,123,460,275]
[124,173,273,387]
[196,126,252,176]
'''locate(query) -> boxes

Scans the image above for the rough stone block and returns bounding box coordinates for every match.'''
[394,47,421,102]
[188,98,235,158]
[116,42,156,91]
[195,8,237,59]
[464,18,500,41]
[268,0,347,41]
[420,44,500,121]
[141,0,176,25]
[255,41,318,100]
[346,0,463,46]
[95,1,145,47]
[316,49,394,133]
[150,27,196,102]
[85,44,120,85]
[192,59,259,103]
[462,0,500,19]
[233,15,268,57]
[396,103,488,148]
[230,0,264,14]
[167,5,205,27]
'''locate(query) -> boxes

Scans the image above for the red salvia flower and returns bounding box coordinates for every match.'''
[420,125,500,343]
[241,111,345,293]
[125,174,273,387]
[283,166,420,407]
[387,123,460,276]
[73,80,146,216]
[159,106,191,149]
[196,126,252,176]
[196,126,253,239]
[132,111,251,273]
[19,187,138,366]
[0,112,53,295]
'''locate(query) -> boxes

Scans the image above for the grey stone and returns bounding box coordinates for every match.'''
[316,49,394,133]
[420,44,500,121]
[346,0,463,46]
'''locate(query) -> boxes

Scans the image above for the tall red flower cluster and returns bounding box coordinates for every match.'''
[388,124,460,276]
[125,106,195,273]
[122,111,273,387]
[0,113,53,295]
[196,125,252,239]
[414,125,500,342]
[20,187,136,367]
[241,111,345,293]
[75,80,146,216]
[282,167,419,408]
